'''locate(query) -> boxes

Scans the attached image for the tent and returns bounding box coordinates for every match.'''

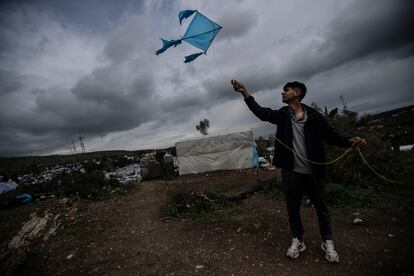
[175,129,258,175]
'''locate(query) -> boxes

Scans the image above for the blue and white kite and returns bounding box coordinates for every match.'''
[155,10,222,63]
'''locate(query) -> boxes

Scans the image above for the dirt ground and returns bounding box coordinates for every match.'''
[1,169,413,275]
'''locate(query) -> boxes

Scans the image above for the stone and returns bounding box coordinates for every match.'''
[353,218,363,225]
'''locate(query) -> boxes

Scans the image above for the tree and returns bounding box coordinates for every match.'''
[196,119,210,135]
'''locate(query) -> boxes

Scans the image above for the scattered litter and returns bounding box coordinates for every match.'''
[60,198,69,204]
[66,254,74,260]
[16,193,32,204]
[353,218,363,225]
[195,265,204,269]
[387,234,395,238]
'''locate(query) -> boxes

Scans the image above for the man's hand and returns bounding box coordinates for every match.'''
[348,136,367,146]
[231,79,250,98]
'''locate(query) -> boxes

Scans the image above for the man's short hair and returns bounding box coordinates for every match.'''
[283,81,307,100]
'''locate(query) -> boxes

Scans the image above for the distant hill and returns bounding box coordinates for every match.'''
[358,105,414,146]
[0,147,175,177]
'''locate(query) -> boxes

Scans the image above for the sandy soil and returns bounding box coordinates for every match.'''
[1,169,413,275]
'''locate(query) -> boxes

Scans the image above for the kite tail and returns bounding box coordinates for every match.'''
[155,38,182,55]
[178,10,197,25]
[184,52,204,63]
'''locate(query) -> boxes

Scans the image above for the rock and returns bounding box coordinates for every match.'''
[8,212,51,249]
[60,198,69,204]
[353,218,363,225]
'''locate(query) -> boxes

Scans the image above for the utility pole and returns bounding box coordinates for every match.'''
[71,138,78,155]
[79,132,86,154]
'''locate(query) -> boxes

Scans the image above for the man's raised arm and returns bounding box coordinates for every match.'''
[231,79,280,124]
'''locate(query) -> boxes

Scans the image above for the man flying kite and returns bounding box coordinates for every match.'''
[232,79,367,263]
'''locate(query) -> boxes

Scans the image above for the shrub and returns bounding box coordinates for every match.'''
[161,188,246,220]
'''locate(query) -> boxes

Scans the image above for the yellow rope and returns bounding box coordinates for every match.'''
[273,136,403,183]
[273,136,355,165]
[356,146,403,184]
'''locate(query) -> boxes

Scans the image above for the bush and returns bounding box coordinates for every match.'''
[315,103,405,188]
[161,188,246,220]
[56,171,121,199]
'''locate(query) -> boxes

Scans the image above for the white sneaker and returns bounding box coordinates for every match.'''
[321,240,340,263]
[286,238,306,259]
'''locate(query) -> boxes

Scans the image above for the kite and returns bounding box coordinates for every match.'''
[155,10,222,63]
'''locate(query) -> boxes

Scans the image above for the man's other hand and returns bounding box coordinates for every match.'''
[348,137,367,146]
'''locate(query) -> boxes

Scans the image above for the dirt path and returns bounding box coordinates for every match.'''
[2,170,413,275]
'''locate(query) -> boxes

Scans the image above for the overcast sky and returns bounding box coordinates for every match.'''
[0,0,413,156]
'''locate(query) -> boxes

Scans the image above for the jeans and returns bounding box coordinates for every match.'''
[282,170,332,241]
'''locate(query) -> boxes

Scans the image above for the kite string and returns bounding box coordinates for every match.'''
[273,135,402,183]
[211,47,232,81]
[274,136,355,165]
[205,20,232,82]
[356,146,403,183]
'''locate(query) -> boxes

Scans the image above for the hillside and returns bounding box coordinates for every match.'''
[1,169,413,275]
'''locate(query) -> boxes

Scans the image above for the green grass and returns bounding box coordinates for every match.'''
[161,188,249,221]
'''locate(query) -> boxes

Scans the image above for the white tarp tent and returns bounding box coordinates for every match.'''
[175,129,257,175]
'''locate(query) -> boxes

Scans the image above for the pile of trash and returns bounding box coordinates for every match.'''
[104,163,142,184]
[258,157,275,170]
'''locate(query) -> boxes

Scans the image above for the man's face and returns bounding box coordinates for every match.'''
[281,87,300,103]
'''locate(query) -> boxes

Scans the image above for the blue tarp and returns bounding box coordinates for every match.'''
[0,181,18,194]
[253,142,259,168]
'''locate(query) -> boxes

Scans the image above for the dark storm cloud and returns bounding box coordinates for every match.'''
[286,0,414,81]
[0,129,65,156]
[1,0,413,156]
[0,1,159,155]
[0,0,146,32]
[0,62,160,155]
[0,69,23,94]
[216,9,258,41]
[210,0,414,105]
[35,65,157,134]
[160,85,207,113]
[323,0,414,59]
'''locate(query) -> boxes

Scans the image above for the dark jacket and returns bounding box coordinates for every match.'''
[245,95,351,180]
